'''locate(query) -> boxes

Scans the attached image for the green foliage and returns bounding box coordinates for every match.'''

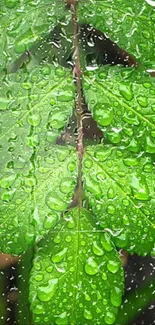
[0,0,155,324]
[30,208,124,325]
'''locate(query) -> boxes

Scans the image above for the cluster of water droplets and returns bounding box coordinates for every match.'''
[83,144,155,256]
[30,209,124,325]
[83,66,155,153]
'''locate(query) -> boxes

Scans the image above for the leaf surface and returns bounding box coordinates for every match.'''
[0,65,76,254]
[83,66,155,151]
[0,0,66,67]
[30,208,124,325]
[79,0,155,68]
[83,145,155,255]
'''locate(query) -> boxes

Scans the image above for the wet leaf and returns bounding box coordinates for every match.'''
[79,0,155,69]
[0,65,76,254]
[0,0,66,67]
[83,66,155,150]
[30,208,124,325]
[83,145,155,256]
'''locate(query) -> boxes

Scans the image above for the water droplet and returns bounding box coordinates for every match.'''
[92,241,104,256]
[137,96,148,107]
[94,104,114,126]
[34,273,44,282]
[95,146,112,161]
[145,136,155,153]
[60,178,75,194]
[37,279,58,302]
[115,233,128,248]
[52,248,67,263]
[107,260,119,273]
[123,157,139,166]
[122,215,130,225]
[104,311,116,325]
[84,309,93,320]
[55,67,66,77]
[46,265,53,273]
[48,111,67,129]
[143,163,153,173]
[110,287,122,307]
[107,188,115,199]
[100,233,113,252]
[107,204,115,215]
[84,293,91,301]
[107,131,121,144]
[43,214,58,230]
[34,261,41,271]
[53,234,62,244]
[45,192,67,211]
[0,175,16,189]
[28,114,41,126]
[55,312,68,325]
[24,176,36,187]
[119,84,133,101]
[57,90,74,102]
[84,158,93,168]
[5,0,18,9]
[98,71,108,79]
[85,176,102,199]
[67,217,75,229]
[85,257,98,275]
[65,235,72,243]
[33,304,44,315]
[41,65,51,76]
[102,272,107,281]
[131,174,150,201]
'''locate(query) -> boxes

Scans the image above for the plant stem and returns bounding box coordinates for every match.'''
[70,0,84,207]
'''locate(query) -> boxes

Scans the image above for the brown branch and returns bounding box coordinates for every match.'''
[70,0,84,207]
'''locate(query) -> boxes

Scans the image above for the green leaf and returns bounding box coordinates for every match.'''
[83,66,155,151]
[0,65,76,254]
[78,0,155,68]
[30,208,124,325]
[0,0,66,66]
[83,145,155,256]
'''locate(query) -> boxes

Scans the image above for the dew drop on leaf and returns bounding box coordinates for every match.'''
[107,187,115,199]
[33,304,44,315]
[43,214,58,230]
[107,204,115,215]
[123,157,139,166]
[119,83,133,101]
[107,260,119,274]
[100,233,113,252]
[37,279,58,302]
[28,114,41,126]
[110,287,122,307]
[84,309,93,320]
[55,312,68,325]
[92,241,104,256]
[94,104,114,126]
[60,178,75,194]
[131,174,150,201]
[5,0,17,9]
[51,248,67,263]
[137,96,148,107]
[45,192,67,211]
[145,136,155,153]
[104,311,116,325]
[34,273,44,282]
[84,257,98,275]
[95,146,112,162]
